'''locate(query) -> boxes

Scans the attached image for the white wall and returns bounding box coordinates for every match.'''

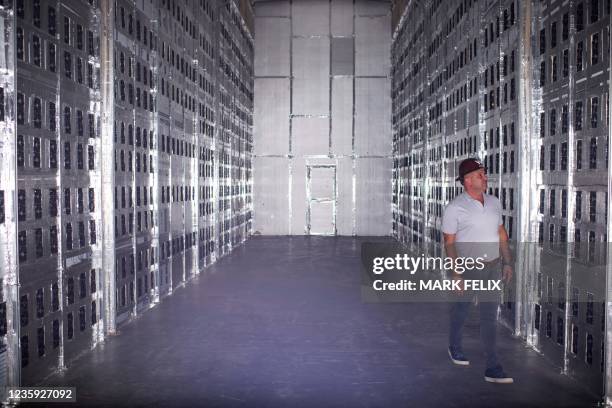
[253,0,392,235]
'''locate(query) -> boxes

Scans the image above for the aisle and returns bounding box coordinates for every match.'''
[43,237,598,407]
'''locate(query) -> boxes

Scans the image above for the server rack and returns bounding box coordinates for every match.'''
[533,0,610,395]
[0,0,253,395]
[15,0,104,384]
[392,0,610,396]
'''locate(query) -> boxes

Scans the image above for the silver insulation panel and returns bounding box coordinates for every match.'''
[0,0,254,391]
[392,0,611,398]
[253,0,392,236]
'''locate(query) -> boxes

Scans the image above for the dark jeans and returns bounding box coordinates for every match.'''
[448,262,501,370]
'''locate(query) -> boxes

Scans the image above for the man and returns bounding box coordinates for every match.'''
[441,158,514,384]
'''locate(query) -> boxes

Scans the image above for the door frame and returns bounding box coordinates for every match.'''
[306,164,337,235]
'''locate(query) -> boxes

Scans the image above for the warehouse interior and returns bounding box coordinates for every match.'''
[0,0,610,406]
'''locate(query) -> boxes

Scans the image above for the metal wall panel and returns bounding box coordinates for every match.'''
[254,78,290,155]
[336,157,354,235]
[331,77,353,156]
[331,38,355,75]
[356,158,392,235]
[355,0,390,16]
[331,0,354,37]
[355,77,391,156]
[254,0,391,236]
[355,15,390,77]
[254,17,290,76]
[292,117,329,156]
[291,0,330,37]
[254,0,291,17]
[292,37,330,79]
[253,157,290,235]
[290,158,308,234]
[292,77,330,116]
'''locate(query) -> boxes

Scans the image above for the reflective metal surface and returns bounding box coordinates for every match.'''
[253,0,392,236]
[392,0,611,398]
[0,0,253,394]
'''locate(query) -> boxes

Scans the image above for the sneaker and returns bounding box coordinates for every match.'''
[448,347,470,365]
[484,366,514,384]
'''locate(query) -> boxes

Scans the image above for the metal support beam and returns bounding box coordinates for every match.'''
[0,1,20,399]
[99,0,116,336]
[604,4,612,405]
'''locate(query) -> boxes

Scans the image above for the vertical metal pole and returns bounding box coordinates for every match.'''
[191,1,201,278]
[99,0,116,335]
[604,2,612,404]
[288,0,294,235]
[128,0,138,317]
[351,0,356,236]
[149,9,160,303]
[52,0,63,369]
[212,0,222,262]
[562,0,577,376]
[421,1,430,255]
[0,0,20,397]
[88,0,106,345]
[516,0,537,342]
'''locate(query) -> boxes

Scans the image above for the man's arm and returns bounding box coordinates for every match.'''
[498,225,513,283]
[444,233,464,292]
[443,232,458,263]
[442,203,463,291]
[498,225,512,264]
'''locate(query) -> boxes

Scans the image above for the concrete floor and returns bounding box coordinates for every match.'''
[41,236,599,407]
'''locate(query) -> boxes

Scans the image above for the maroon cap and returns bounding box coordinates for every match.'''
[456,158,484,181]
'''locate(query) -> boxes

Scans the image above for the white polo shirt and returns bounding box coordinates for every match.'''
[441,192,503,261]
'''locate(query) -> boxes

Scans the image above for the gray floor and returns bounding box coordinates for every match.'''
[41,236,599,407]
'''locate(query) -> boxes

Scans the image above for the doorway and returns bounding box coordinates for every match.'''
[307,165,337,235]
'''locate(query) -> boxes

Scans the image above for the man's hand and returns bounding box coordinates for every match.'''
[502,264,513,284]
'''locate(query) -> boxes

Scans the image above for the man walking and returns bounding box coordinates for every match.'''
[441,158,514,384]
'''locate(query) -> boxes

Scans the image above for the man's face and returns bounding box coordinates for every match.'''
[464,168,487,192]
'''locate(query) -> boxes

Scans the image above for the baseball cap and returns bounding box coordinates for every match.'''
[456,158,484,181]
